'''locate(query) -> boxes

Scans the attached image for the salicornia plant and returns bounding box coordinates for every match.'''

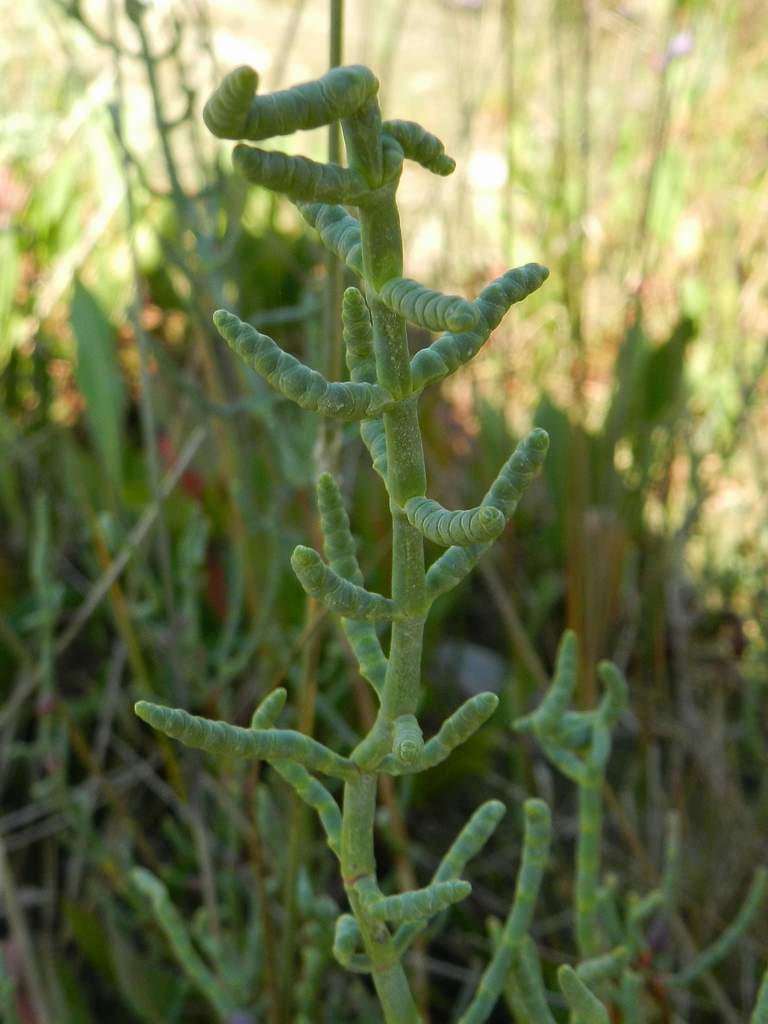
[510,631,768,1022]
[133,60,768,1022]
[134,60,549,1021]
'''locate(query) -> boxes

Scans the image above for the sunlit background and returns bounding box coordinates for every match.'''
[2,1,767,1021]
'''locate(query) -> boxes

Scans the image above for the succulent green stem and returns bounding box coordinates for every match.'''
[341,775,420,1022]
[666,867,768,989]
[137,59,550,1023]
[458,800,551,1023]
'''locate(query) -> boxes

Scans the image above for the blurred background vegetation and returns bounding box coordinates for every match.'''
[1,0,766,1021]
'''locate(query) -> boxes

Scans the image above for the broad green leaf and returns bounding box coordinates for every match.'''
[70,279,126,490]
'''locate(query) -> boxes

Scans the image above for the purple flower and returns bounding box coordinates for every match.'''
[664,30,695,66]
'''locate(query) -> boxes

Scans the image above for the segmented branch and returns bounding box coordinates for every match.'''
[576,946,629,986]
[134,701,358,780]
[595,660,627,733]
[275,760,342,858]
[204,63,379,141]
[392,714,423,765]
[131,868,236,1018]
[341,287,389,480]
[214,309,391,420]
[360,419,388,480]
[291,545,398,621]
[233,145,369,204]
[297,203,364,274]
[381,119,455,175]
[426,429,549,600]
[404,497,504,547]
[395,800,505,955]
[247,686,342,854]
[379,692,499,775]
[316,472,364,584]
[378,277,478,333]
[458,800,551,1023]
[420,691,499,769]
[493,933,558,1024]
[482,425,551,519]
[316,472,388,695]
[366,880,471,925]
[410,264,549,391]
[473,264,550,333]
[202,64,258,139]
[332,915,372,974]
[436,801,506,883]
[250,687,288,729]
[515,634,629,956]
[342,286,375,381]
[515,629,578,738]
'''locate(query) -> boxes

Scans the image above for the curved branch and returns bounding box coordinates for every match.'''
[298,203,364,274]
[382,119,455,176]
[134,702,358,781]
[404,497,504,548]
[291,546,399,622]
[204,63,379,141]
[233,145,369,204]
[316,472,388,694]
[332,915,373,974]
[365,880,471,925]
[458,800,551,1023]
[410,263,549,392]
[395,800,505,955]
[378,692,499,775]
[426,429,549,600]
[379,277,479,333]
[214,309,392,420]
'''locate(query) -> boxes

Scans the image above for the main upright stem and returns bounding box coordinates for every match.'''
[172,60,553,1022]
[340,114,427,1022]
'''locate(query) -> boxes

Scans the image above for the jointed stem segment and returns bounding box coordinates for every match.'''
[458,800,551,1023]
[134,700,359,781]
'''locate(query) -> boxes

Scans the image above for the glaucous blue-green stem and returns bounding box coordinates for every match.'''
[516,634,767,1022]
[458,799,551,1023]
[487,926,557,1024]
[665,867,768,989]
[137,60,550,1023]
[618,970,644,1024]
[131,867,238,1019]
[557,965,611,1024]
[515,631,627,959]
